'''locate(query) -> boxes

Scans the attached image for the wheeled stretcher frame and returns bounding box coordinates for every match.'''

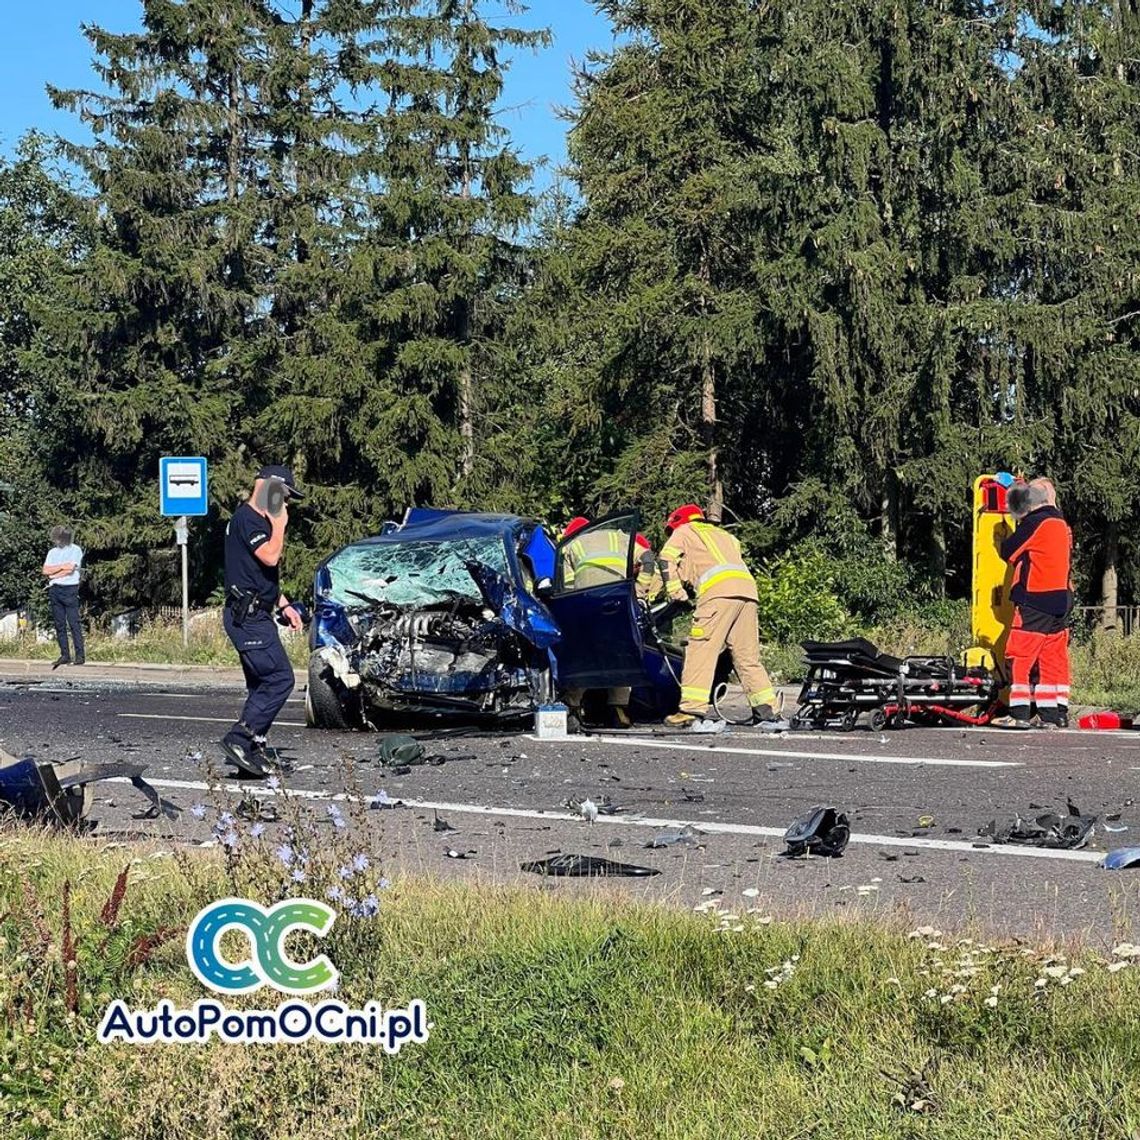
[791,638,1000,731]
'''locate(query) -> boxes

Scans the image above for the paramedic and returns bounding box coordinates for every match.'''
[995,480,1073,729]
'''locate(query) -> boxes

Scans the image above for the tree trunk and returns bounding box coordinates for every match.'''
[457,163,475,482]
[928,515,946,595]
[701,335,723,520]
[881,470,898,562]
[227,66,240,203]
[1102,524,1120,631]
[698,254,723,520]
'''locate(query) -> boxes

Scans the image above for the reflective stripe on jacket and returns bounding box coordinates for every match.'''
[657,522,758,603]
[563,528,628,589]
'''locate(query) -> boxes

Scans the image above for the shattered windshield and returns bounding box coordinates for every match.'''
[324,536,511,609]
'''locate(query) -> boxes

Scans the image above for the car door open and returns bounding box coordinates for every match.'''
[546,512,646,689]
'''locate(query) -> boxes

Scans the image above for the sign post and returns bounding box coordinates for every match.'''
[160,458,209,650]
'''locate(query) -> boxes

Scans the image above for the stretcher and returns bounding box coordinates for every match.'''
[790,638,1000,731]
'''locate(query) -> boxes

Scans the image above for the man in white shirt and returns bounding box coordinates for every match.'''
[42,526,85,668]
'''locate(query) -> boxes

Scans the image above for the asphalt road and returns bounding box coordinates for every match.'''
[4,675,1140,948]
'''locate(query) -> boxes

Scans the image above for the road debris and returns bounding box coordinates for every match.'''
[378,734,425,766]
[433,810,456,832]
[236,795,279,823]
[519,854,659,877]
[689,718,727,734]
[979,809,1096,849]
[369,789,404,810]
[565,795,622,821]
[1102,847,1140,871]
[646,824,706,849]
[782,805,850,858]
[0,748,178,827]
[576,797,598,823]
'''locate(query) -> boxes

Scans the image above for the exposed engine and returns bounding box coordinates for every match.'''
[347,600,541,716]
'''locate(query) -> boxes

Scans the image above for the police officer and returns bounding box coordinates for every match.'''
[220,466,305,776]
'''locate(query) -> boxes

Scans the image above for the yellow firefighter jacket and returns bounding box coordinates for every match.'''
[657,522,758,604]
[562,528,628,590]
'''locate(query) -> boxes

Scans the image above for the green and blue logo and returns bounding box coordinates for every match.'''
[100,897,428,1048]
[186,897,338,994]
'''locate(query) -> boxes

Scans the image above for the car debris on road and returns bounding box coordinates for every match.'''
[0,745,178,827]
[520,853,660,877]
[782,805,851,858]
[646,825,706,849]
[1101,847,1140,870]
[979,808,1096,850]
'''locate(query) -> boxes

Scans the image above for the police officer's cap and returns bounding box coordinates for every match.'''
[256,465,306,500]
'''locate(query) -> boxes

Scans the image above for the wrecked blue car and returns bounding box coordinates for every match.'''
[306,509,681,727]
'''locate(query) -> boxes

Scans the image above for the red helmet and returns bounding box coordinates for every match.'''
[562,516,590,540]
[665,504,704,531]
[634,533,651,551]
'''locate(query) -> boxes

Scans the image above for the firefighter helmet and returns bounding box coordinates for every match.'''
[665,504,704,531]
[562,516,590,540]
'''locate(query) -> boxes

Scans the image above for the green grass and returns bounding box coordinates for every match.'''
[0,616,309,668]
[3,828,1140,1139]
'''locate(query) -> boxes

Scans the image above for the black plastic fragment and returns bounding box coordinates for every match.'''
[782,805,851,858]
[979,810,1096,850]
[520,854,660,877]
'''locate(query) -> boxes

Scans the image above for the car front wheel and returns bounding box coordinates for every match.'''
[306,652,360,730]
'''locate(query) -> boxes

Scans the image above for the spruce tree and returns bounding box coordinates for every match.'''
[28,1,279,604]
[347,0,547,514]
[0,137,88,611]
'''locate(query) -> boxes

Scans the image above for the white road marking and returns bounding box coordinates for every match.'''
[129,777,1102,863]
[117,713,307,729]
[538,734,1021,769]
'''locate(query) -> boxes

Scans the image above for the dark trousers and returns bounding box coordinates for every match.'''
[223,609,295,737]
[49,585,85,660]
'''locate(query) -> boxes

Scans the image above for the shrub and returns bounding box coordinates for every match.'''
[753,547,850,645]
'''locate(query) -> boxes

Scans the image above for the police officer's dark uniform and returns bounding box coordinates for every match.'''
[221,466,304,776]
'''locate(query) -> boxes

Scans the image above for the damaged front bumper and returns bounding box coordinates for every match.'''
[312,596,554,724]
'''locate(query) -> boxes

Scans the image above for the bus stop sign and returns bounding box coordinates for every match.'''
[160,457,208,517]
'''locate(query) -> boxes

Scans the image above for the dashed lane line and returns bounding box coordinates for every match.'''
[117,713,307,728]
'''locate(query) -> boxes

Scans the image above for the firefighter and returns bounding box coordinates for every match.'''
[993,480,1073,730]
[634,532,663,602]
[559,516,636,728]
[656,504,785,728]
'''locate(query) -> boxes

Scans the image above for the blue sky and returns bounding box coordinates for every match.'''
[0,1,615,185]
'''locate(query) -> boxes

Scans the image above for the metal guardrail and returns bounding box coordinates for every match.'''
[1073,606,1139,638]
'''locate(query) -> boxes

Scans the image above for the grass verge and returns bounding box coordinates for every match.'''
[3,829,1140,1139]
[0,616,309,668]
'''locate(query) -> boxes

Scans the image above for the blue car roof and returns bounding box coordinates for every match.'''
[345,509,532,548]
